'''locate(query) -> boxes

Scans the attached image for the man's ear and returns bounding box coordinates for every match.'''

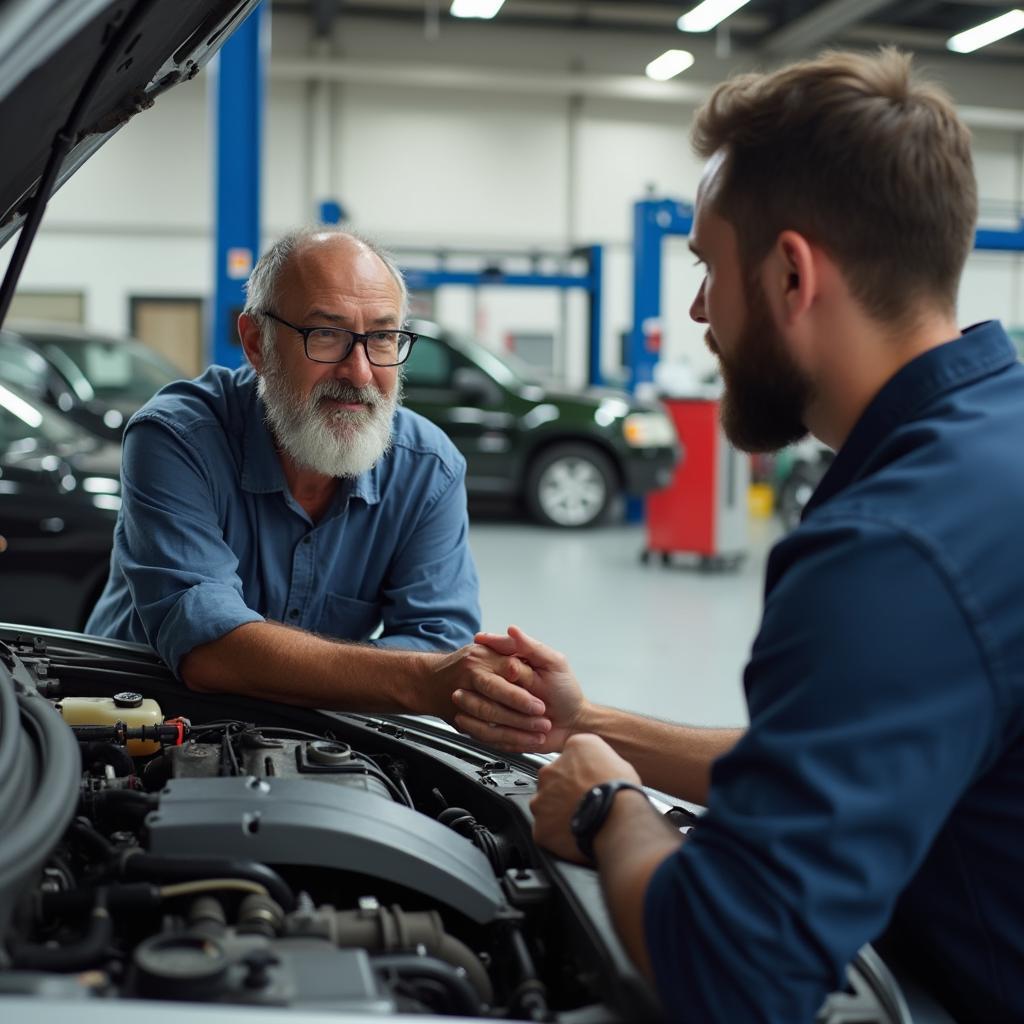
[772,230,817,325]
[237,313,265,372]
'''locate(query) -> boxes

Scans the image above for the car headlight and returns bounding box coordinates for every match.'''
[622,411,676,448]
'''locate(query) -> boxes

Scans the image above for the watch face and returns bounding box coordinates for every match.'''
[572,785,606,838]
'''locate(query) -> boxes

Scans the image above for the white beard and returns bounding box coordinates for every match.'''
[257,349,400,478]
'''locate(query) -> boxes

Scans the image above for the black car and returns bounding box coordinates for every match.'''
[0,322,182,442]
[0,379,119,629]
[404,321,679,528]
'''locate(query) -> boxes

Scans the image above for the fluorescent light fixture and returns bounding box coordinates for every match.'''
[677,0,751,33]
[450,0,505,18]
[646,49,696,81]
[947,9,1024,53]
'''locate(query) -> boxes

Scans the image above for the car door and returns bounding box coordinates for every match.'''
[402,336,519,494]
[0,397,114,627]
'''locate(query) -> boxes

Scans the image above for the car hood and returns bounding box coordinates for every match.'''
[0,0,260,247]
[527,383,660,414]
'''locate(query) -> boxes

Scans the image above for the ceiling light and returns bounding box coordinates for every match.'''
[677,0,752,33]
[947,9,1024,53]
[646,49,696,81]
[450,0,505,19]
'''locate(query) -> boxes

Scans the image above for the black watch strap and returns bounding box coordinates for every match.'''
[571,780,648,863]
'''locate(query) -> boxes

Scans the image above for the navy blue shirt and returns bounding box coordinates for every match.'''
[86,365,481,672]
[644,321,1024,1022]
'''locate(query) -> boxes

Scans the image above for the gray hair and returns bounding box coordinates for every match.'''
[243,226,409,355]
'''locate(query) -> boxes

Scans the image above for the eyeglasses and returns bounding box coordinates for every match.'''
[262,311,418,367]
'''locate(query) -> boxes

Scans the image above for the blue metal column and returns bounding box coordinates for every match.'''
[585,244,604,387]
[211,1,267,369]
[628,199,693,520]
[630,198,693,391]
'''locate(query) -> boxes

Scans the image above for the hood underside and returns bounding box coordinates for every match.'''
[0,0,259,247]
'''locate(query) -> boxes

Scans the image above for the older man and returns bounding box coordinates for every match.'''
[87,228,542,721]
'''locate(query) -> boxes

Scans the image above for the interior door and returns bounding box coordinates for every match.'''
[130,297,205,377]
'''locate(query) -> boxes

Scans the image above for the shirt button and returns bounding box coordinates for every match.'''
[288,608,299,619]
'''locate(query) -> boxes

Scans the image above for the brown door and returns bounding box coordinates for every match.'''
[130,297,205,377]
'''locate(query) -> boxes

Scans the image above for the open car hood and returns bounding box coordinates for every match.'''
[0,0,260,247]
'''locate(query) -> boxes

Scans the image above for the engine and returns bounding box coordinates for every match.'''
[0,641,650,1021]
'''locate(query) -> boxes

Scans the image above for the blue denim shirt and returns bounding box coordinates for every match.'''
[86,364,480,673]
[645,321,1024,1022]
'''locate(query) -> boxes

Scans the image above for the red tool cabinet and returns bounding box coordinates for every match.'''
[643,396,749,568]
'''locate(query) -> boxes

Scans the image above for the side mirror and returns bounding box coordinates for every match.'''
[452,366,499,405]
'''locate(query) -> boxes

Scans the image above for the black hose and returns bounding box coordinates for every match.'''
[39,883,160,920]
[9,889,111,971]
[505,922,550,1022]
[119,854,296,913]
[373,953,484,1017]
[67,818,116,861]
[81,788,159,831]
[0,688,81,937]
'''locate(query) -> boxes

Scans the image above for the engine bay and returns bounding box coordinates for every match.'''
[0,629,661,1022]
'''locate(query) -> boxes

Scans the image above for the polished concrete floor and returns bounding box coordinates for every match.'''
[468,513,783,729]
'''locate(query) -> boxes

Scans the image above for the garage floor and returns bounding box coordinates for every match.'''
[470,514,783,729]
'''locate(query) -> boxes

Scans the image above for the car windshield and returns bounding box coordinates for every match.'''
[35,335,180,403]
[0,380,79,451]
[450,331,543,387]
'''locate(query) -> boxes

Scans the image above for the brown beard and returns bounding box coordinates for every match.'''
[714,273,814,453]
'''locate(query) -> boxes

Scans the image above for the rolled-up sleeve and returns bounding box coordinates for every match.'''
[372,453,480,651]
[643,523,996,1023]
[115,417,263,672]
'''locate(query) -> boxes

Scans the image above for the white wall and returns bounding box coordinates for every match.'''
[8,10,1024,382]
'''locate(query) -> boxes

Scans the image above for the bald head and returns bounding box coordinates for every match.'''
[243,227,409,338]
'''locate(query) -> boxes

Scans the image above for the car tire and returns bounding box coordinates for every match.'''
[524,442,617,528]
[776,461,824,532]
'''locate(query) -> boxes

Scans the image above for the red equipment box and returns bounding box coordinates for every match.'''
[643,396,749,568]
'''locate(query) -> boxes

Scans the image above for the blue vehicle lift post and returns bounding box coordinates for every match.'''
[211,1,267,369]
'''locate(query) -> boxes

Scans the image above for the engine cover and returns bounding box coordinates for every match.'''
[146,776,505,924]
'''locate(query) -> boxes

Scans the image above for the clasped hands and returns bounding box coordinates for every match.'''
[440,626,642,864]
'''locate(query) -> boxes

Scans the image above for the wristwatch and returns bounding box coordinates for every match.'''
[570,779,648,863]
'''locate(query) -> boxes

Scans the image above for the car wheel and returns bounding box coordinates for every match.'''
[776,462,823,532]
[524,443,616,528]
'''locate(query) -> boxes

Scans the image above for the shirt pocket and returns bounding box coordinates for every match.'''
[317,591,383,641]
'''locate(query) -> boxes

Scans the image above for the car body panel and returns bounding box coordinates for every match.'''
[0,381,119,628]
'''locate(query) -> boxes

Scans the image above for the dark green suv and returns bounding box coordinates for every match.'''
[403,321,679,528]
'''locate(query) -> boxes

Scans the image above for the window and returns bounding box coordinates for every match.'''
[0,336,49,397]
[403,336,452,387]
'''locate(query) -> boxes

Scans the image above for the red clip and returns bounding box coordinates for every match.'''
[164,717,190,746]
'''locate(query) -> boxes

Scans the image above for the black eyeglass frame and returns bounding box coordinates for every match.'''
[261,310,419,366]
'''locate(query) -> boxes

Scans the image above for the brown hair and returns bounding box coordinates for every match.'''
[691,48,977,324]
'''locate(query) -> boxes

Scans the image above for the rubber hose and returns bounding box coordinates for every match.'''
[372,952,484,1016]
[119,853,295,912]
[10,889,111,971]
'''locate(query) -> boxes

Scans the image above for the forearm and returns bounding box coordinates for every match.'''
[592,790,684,978]
[577,703,742,805]
[180,621,437,713]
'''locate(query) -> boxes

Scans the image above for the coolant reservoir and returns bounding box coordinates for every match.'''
[57,692,163,756]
